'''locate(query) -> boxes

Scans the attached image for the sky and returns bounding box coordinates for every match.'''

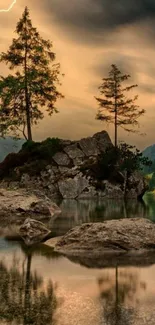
[0,0,155,149]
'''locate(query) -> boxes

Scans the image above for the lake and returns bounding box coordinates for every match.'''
[1,194,155,325]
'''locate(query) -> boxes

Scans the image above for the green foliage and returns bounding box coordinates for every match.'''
[22,137,62,159]
[149,172,155,191]
[95,64,145,146]
[0,137,62,179]
[81,143,152,183]
[22,140,39,151]
[99,143,152,176]
[0,7,63,140]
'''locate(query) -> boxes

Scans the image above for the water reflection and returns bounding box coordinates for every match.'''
[98,267,146,325]
[0,250,58,325]
[0,198,153,239]
[143,193,155,221]
[51,199,149,236]
[0,239,155,325]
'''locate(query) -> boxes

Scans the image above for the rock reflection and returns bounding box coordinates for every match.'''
[0,252,58,325]
[51,199,149,236]
[98,267,146,325]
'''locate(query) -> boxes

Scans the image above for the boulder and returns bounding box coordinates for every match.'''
[93,131,112,152]
[126,171,148,199]
[53,152,71,166]
[19,218,51,245]
[58,166,79,177]
[64,143,85,160]
[55,218,155,257]
[78,137,99,156]
[0,188,61,223]
[101,180,124,198]
[58,174,89,199]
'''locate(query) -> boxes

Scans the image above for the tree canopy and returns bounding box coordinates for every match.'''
[95,64,145,147]
[0,6,63,140]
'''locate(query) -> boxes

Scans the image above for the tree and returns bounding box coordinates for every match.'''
[0,6,63,140]
[98,143,151,197]
[95,64,145,147]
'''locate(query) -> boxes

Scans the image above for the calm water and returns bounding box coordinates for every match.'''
[1,194,155,325]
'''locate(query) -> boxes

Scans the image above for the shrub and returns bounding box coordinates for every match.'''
[0,137,62,179]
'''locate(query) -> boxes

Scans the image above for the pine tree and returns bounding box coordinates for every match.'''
[95,64,145,147]
[0,7,63,140]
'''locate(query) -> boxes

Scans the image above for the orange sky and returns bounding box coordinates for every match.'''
[0,0,155,149]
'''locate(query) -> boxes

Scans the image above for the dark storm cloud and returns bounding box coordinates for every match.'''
[45,0,155,43]
[91,53,137,78]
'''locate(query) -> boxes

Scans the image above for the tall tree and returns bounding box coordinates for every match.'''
[0,6,63,140]
[95,64,145,147]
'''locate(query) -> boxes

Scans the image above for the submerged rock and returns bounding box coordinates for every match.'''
[19,218,51,245]
[55,218,155,257]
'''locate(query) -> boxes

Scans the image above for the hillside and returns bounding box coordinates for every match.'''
[143,144,155,161]
[0,137,25,163]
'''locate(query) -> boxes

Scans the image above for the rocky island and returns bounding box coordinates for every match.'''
[0,131,148,200]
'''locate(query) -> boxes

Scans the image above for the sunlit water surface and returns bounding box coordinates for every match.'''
[1,194,155,325]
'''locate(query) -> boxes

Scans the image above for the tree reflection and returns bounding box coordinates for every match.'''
[0,252,58,325]
[98,267,146,325]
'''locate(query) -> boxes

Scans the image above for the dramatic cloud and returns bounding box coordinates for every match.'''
[43,0,155,44]
[0,0,154,148]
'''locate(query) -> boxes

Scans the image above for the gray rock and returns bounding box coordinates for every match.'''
[102,180,124,198]
[93,130,112,152]
[58,174,89,199]
[0,131,148,200]
[78,185,97,198]
[78,137,99,156]
[64,143,85,159]
[73,156,85,166]
[21,173,31,185]
[55,218,155,256]
[53,152,71,166]
[126,171,148,199]
[19,218,51,245]
[30,200,61,216]
[58,166,79,177]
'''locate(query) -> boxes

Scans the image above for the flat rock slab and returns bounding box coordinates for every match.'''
[55,218,155,255]
[0,189,61,226]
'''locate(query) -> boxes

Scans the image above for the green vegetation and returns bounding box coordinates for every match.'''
[0,137,62,179]
[148,173,155,191]
[0,7,63,140]
[81,143,151,183]
[95,64,145,147]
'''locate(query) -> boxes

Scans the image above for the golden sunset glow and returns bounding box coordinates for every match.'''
[0,0,154,149]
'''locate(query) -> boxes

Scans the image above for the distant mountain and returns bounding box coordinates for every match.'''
[0,137,25,163]
[143,144,155,161]
[142,144,155,174]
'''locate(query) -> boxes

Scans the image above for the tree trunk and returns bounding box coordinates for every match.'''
[25,89,32,141]
[114,110,117,147]
[114,78,117,147]
[123,170,128,198]
[24,17,32,141]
